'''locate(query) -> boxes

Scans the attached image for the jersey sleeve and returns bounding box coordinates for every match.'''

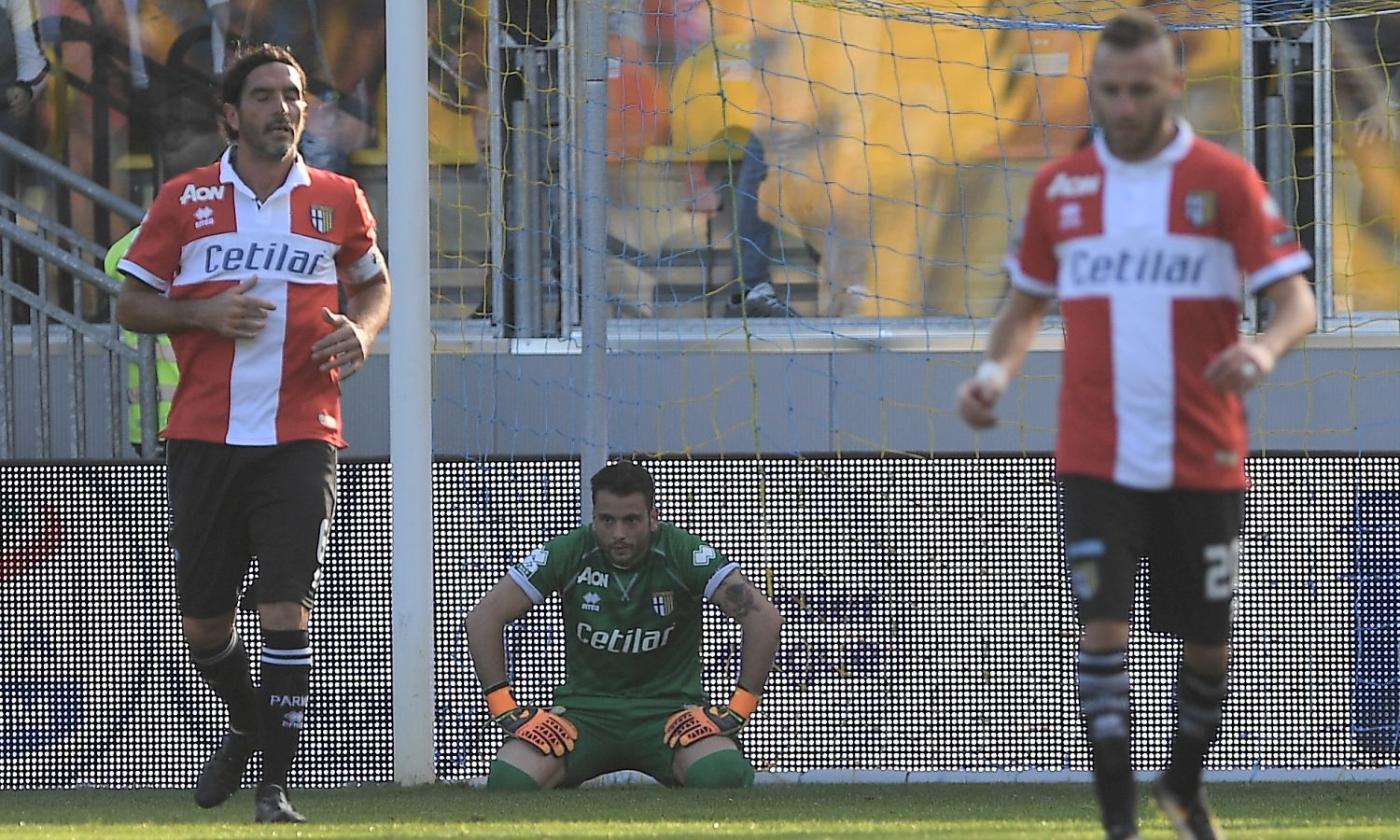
[671,529,740,601]
[118,187,186,292]
[1003,166,1059,298]
[506,529,584,605]
[336,181,386,286]
[1223,159,1313,294]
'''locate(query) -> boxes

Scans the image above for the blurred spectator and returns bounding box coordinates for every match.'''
[727,132,796,317]
[1334,15,1400,253]
[431,0,488,159]
[636,0,721,213]
[1264,10,1400,310]
[34,0,132,320]
[1,0,47,324]
[141,2,230,183]
[0,0,48,198]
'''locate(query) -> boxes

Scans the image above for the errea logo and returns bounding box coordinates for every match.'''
[1046,172,1101,199]
[582,592,601,612]
[179,183,226,205]
[193,206,215,229]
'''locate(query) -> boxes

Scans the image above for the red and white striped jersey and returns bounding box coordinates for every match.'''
[119,148,385,448]
[1005,120,1312,491]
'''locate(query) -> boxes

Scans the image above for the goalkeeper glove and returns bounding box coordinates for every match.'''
[663,687,760,749]
[485,683,579,757]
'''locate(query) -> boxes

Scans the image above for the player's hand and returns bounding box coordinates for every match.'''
[496,706,579,757]
[485,685,578,756]
[664,689,759,749]
[956,360,1009,429]
[1204,341,1274,394]
[311,307,372,378]
[1355,101,1400,148]
[196,276,277,339]
[4,84,33,118]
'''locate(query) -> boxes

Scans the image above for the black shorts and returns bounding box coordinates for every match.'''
[166,439,337,619]
[1060,475,1243,645]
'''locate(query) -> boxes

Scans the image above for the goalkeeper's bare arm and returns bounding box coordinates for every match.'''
[465,577,576,788]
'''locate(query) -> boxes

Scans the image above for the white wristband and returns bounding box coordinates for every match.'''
[975,359,1009,392]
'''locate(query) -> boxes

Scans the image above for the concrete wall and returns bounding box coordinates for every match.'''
[7,337,1396,460]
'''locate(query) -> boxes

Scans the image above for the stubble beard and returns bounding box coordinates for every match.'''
[247,123,299,163]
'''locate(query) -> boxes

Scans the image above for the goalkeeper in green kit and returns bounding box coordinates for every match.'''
[465,462,784,789]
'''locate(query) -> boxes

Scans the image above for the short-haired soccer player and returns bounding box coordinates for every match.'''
[957,11,1316,840]
[466,462,783,790]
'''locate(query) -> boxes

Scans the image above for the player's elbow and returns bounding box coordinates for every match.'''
[1274,274,1318,336]
[1296,284,1319,333]
[114,286,139,331]
[463,605,495,643]
[464,600,513,646]
[115,282,161,333]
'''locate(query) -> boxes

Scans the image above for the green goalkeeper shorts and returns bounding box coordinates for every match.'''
[556,697,690,787]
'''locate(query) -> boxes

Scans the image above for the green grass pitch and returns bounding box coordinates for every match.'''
[1,783,1394,839]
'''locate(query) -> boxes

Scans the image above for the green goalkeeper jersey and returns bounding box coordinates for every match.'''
[507,522,738,708]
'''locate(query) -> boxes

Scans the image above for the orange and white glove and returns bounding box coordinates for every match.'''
[486,684,578,757]
[663,687,760,749]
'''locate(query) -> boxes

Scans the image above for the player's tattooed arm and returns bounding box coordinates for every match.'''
[715,574,758,620]
[713,571,784,694]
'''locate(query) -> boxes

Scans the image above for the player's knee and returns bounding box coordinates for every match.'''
[682,749,754,789]
[486,758,542,791]
[1081,620,1129,652]
[181,614,236,652]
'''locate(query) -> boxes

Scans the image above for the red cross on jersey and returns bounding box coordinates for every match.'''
[119,149,385,448]
[1005,120,1312,491]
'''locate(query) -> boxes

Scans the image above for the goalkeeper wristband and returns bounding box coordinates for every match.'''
[727,687,760,719]
[484,683,517,717]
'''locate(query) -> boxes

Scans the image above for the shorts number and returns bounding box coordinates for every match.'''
[1203,540,1238,601]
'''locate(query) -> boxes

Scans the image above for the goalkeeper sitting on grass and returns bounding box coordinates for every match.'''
[465,461,783,790]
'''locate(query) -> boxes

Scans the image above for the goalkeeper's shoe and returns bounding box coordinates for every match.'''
[1152,778,1225,840]
[486,685,578,757]
[194,729,257,808]
[254,784,306,823]
[664,688,760,749]
[1105,825,1140,840]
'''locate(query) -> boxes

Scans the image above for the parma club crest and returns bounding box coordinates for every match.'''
[310,204,335,234]
[1184,190,1217,227]
[651,591,674,617]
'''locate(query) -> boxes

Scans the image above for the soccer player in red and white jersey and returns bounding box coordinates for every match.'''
[956,12,1315,840]
[115,44,391,824]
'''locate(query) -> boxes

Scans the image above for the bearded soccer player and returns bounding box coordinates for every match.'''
[115,44,391,823]
[466,462,783,790]
[956,12,1315,840]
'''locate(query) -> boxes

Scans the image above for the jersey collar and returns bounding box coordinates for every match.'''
[1093,117,1194,170]
[218,145,312,202]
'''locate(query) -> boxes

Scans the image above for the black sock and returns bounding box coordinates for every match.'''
[1165,664,1227,800]
[260,629,312,788]
[1078,648,1135,831]
[191,628,260,736]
